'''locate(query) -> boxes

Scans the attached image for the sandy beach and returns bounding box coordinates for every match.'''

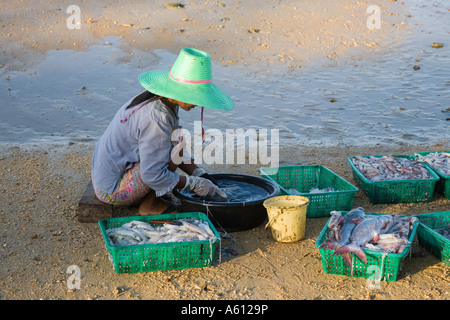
[0,143,449,302]
[0,0,449,302]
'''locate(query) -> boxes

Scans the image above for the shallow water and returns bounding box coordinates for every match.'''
[0,0,448,149]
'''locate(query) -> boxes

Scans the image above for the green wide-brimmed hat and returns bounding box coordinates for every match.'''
[138,48,234,111]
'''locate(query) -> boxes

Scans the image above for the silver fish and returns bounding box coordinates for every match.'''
[287,186,335,195]
[375,233,409,246]
[364,242,407,254]
[107,219,217,247]
[320,207,365,262]
[145,234,165,244]
[125,227,148,243]
[197,221,215,238]
[386,216,417,238]
[351,155,431,181]
[322,211,416,268]
[415,152,450,176]
[110,236,139,246]
[143,230,165,238]
[163,223,186,232]
[180,220,210,238]
[308,186,335,194]
[107,227,143,242]
[122,220,156,231]
[333,214,394,265]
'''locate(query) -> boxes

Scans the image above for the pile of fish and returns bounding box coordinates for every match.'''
[435,222,450,240]
[309,186,336,194]
[106,219,217,247]
[320,207,418,268]
[351,155,431,181]
[287,186,335,195]
[414,152,450,176]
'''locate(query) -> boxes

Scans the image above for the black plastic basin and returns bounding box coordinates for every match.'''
[172,173,280,232]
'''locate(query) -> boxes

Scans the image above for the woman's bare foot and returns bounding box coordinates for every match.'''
[138,190,179,215]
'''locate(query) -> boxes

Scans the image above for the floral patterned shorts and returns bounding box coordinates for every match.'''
[94,162,151,205]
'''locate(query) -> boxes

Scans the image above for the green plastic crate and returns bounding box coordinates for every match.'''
[258,165,358,218]
[413,151,450,199]
[414,211,450,266]
[348,155,440,204]
[315,212,419,282]
[98,212,221,274]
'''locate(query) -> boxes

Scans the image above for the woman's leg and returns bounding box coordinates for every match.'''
[94,162,178,215]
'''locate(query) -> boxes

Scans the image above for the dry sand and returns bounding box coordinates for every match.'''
[0,0,449,302]
[1,144,449,301]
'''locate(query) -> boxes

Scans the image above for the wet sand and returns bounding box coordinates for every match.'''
[0,0,407,70]
[0,0,449,302]
[1,0,448,147]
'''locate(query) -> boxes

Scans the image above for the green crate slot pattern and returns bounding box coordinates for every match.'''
[414,211,450,266]
[98,212,220,274]
[259,165,358,218]
[348,155,439,204]
[315,213,418,282]
[413,151,450,200]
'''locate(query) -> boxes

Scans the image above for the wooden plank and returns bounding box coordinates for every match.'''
[77,180,113,223]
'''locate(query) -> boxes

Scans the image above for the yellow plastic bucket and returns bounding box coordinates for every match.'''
[263,195,309,243]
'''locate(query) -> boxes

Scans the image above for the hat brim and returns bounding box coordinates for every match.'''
[138,71,234,111]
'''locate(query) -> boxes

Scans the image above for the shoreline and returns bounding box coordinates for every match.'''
[1,0,448,147]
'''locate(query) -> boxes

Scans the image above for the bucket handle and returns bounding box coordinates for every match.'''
[264,212,280,230]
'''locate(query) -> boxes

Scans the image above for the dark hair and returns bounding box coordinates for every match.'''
[125,91,159,109]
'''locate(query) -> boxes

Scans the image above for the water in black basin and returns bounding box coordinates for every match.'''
[179,179,271,203]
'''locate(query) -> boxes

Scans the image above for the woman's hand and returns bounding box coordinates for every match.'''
[183,175,227,199]
[192,167,219,186]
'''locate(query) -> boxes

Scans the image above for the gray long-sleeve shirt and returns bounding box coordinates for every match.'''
[91,95,180,197]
